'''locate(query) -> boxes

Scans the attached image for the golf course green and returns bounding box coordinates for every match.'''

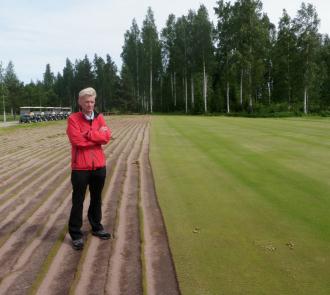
[150,116,330,295]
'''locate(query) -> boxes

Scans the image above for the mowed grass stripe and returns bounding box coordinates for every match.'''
[150,116,330,295]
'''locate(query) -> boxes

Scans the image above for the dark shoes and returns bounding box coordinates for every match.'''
[72,238,84,250]
[71,230,111,250]
[92,229,112,240]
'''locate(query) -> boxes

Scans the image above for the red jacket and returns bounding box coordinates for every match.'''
[66,112,111,170]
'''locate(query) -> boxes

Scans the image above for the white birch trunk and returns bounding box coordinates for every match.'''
[304,87,308,114]
[203,59,207,113]
[160,76,163,111]
[185,75,188,113]
[249,63,252,110]
[174,72,177,107]
[191,76,194,109]
[171,72,174,102]
[240,69,243,105]
[206,74,208,105]
[287,41,290,106]
[226,81,230,114]
[304,44,309,115]
[136,50,139,112]
[150,65,153,113]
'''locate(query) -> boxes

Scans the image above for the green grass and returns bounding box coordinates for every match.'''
[150,115,330,295]
[0,120,64,134]
[0,114,17,122]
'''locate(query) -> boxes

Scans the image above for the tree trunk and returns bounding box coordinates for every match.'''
[136,47,139,112]
[304,87,308,114]
[150,64,153,113]
[304,44,309,115]
[203,58,207,113]
[2,85,6,123]
[287,40,291,107]
[171,72,174,102]
[227,81,230,114]
[240,69,243,106]
[160,76,163,112]
[249,63,253,111]
[191,76,194,110]
[174,72,177,108]
[185,74,188,113]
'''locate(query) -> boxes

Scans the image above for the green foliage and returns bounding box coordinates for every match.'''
[2,1,330,115]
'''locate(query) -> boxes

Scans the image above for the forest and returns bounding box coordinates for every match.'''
[1,0,330,117]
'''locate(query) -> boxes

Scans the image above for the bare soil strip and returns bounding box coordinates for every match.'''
[0,116,180,295]
[105,121,146,295]
[36,121,142,295]
[73,122,146,295]
[139,122,180,295]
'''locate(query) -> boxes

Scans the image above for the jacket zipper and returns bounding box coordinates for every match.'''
[90,119,95,170]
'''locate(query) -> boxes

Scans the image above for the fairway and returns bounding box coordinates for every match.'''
[150,116,330,295]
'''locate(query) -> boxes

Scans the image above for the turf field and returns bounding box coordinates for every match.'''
[150,116,330,295]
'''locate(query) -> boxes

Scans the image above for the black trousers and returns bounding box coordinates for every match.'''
[68,167,106,240]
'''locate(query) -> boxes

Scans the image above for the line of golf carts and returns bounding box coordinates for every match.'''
[19,107,72,123]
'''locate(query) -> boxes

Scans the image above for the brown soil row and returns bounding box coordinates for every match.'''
[0,115,180,295]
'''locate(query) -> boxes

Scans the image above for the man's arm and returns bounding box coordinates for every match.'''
[86,115,111,145]
[66,116,97,147]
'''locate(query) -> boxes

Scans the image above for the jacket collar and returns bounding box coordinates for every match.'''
[80,110,99,121]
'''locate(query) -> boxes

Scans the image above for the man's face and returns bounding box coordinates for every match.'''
[79,95,95,114]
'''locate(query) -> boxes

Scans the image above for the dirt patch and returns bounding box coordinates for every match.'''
[0,116,180,295]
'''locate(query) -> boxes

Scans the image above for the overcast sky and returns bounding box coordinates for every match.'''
[1,0,330,84]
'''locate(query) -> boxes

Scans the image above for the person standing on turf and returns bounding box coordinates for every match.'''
[66,87,112,250]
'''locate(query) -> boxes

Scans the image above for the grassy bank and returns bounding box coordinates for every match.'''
[0,114,17,122]
[150,116,330,295]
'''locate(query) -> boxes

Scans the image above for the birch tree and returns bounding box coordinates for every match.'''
[161,14,177,111]
[215,0,235,113]
[141,7,161,113]
[192,5,214,113]
[273,9,296,107]
[232,0,269,111]
[175,16,190,113]
[293,2,320,114]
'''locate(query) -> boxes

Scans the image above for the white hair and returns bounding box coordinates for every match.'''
[79,87,97,99]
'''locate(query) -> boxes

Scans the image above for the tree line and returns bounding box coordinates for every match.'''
[0,55,121,118]
[1,0,330,117]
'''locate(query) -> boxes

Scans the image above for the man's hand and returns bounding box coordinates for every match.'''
[99,126,108,133]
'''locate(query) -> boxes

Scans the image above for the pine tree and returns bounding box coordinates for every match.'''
[4,61,22,118]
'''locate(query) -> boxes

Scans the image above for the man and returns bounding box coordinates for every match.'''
[66,87,111,250]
